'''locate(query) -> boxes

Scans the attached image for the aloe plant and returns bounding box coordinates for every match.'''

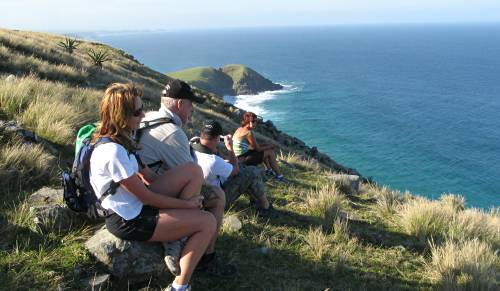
[86,48,111,68]
[57,36,79,54]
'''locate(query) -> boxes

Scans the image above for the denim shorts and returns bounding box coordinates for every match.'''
[105,205,159,241]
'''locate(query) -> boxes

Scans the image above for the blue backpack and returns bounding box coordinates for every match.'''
[61,124,119,219]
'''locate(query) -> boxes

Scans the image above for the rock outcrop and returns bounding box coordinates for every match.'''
[221,64,283,95]
[85,227,165,282]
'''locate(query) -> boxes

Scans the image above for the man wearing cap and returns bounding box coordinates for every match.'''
[138,79,227,277]
[192,120,274,216]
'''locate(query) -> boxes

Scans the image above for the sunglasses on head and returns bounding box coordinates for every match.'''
[133,105,144,117]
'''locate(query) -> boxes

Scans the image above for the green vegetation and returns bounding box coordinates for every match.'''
[57,36,79,54]
[86,48,111,68]
[168,66,235,96]
[0,28,499,290]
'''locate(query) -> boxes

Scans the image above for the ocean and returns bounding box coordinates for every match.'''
[82,24,500,208]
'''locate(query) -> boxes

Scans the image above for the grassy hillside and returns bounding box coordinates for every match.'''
[0,29,499,290]
[168,66,235,97]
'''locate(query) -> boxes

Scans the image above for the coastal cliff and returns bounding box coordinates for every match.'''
[168,64,283,96]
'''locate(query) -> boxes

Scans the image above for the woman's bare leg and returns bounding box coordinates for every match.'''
[264,150,281,176]
[149,209,216,285]
[149,162,203,199]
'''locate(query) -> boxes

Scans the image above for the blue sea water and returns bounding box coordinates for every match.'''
[84,24,500,208]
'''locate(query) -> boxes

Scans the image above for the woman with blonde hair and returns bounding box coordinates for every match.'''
[233,112,286,182]
[89,83,215,291]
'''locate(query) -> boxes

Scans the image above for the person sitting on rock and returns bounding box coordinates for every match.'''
[137,79,228,277]
[89,83,215,291]
[192,120,275,217]
[233,112,287,182]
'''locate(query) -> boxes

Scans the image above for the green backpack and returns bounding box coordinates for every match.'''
[75,124,97,158]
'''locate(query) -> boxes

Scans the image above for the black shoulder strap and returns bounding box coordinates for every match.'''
[191,143,214,155]
[92,137,120,199]
[136,117,173,144]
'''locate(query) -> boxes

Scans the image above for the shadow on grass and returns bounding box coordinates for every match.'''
[120,232,432,291]
[348,219,425,251]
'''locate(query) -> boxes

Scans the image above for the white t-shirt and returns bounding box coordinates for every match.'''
[194,151,233,187]
[89,142,143,220]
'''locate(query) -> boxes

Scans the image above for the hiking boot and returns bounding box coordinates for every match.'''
[164,284,191,291]
[163,237,187,276]
[275,175,289,184]
[196,252,237,278]
[265,169,276,176]
[256,203,278,218]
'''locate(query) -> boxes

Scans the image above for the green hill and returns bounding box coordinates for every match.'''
[0,28,498,290]
[168,66,235,96]
[168,64,283,96]
[221,64,283,95]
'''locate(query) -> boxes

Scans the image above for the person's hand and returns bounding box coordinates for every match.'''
[224,134,233,151]
[186,195,204,209]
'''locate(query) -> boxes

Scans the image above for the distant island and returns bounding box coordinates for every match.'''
[168,64,283,96]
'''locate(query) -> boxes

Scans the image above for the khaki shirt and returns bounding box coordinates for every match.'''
[138,106,194,173]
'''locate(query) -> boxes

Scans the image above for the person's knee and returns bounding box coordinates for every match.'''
[201,211,217,235]
[185,162,204,182]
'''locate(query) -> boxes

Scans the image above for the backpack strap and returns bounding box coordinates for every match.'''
[135,117,173,169]
[191,142,214,155]
[93,137,121,200]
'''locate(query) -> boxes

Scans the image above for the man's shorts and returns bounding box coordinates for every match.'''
[201,184,222,207]
[105,205,159,241]
[238,149,264,166]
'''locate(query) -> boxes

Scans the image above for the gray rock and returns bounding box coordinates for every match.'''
[30,204,87,233]
[329,174,360,195]
[80,273,111,290]
[28,187,63,205]
[85,227,165,282]
[5,74,16,82]
[223,214,242,233]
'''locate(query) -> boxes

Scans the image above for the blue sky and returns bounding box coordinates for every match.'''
[1,0,500,31]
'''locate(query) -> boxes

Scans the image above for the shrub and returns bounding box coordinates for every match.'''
[87,48,111,68]
[57,37,79,54]
[370,185,403,216]
[305,183,346,229]
[397,197,455,244]
[429,238,499,291]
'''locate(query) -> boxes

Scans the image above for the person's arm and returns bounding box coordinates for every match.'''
[138,166,158,185]
[247,131,274,152]
[223,134,239,176]
[120,174,203,209]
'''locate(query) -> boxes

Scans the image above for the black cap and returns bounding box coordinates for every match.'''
[201,120,223,139]
[162,79,205,104]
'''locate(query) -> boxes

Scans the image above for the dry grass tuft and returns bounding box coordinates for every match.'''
[303,226,330,261]
[429,238,499,291]
[440,193,465,212]
[0,142,55,190]
[397,197,455,244]
[305,183,346,229]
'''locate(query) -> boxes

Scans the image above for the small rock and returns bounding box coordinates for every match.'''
[30,204,87,233]
[5,74,16,82]
[81,273,110,290]
[328,174,360,195]
[28,187,63,205]
[224,215,242,233]
[254,247,272,255]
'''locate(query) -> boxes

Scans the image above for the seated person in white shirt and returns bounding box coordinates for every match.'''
[192,120,274,216]
[89,83,215,291]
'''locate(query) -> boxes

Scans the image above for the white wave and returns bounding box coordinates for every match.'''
[223,83,301,117]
